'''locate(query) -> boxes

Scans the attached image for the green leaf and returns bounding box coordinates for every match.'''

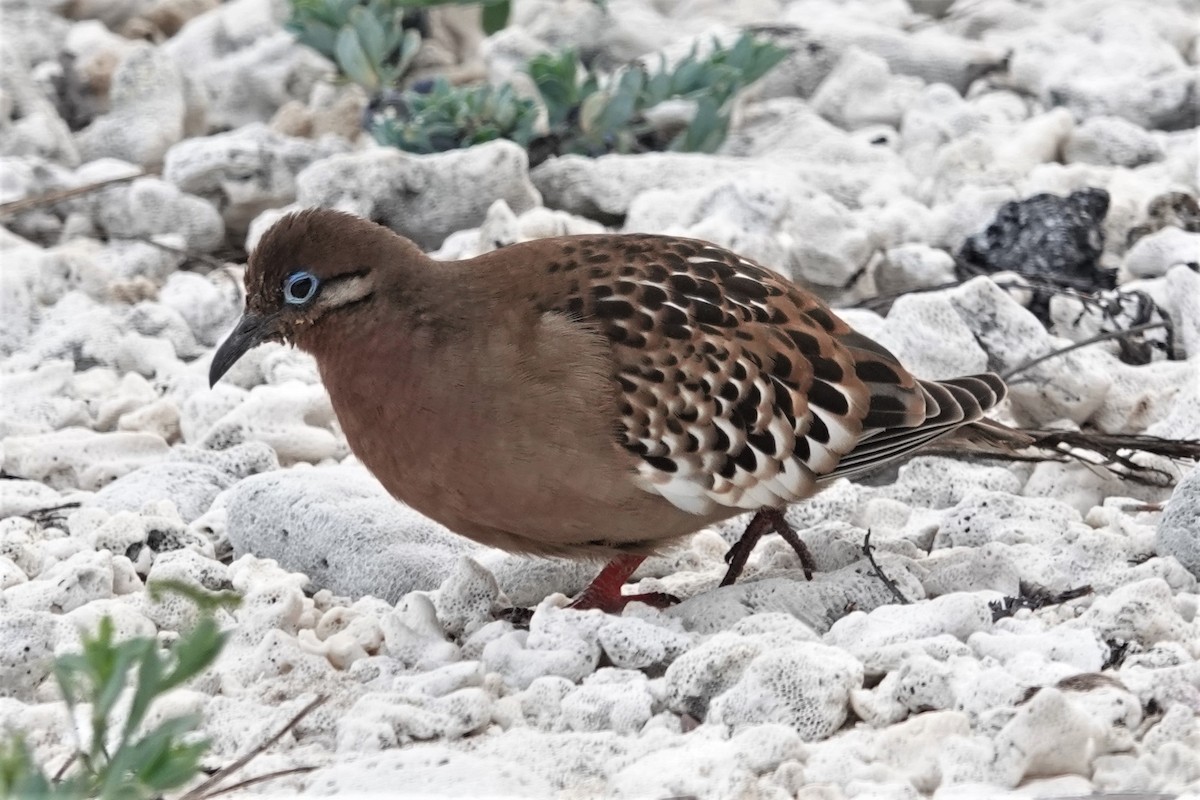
[392,27,423,82]
[529,50,581,129]
[481,0,509,34]
[348,6,387,66]
[122,649,165,745]
[91,639,150,726]
[642,57,672,106]
[406,127,433,153]
[22,582,240,800]
[329,0,359,22]
[0,737,53,800]
[139,739,207,792]
[292,20,340,58]
[127,717,206,792]
[102,715,200,798]
[163,619,226,693]
[672,95,728,152]
[148,580,240,615]
[726,31,752,65]
[367,78,539,154]
[670,57,704,95]
[592,68,643,136]
[296,0,328,27]
[53,655,86,708]
[87,638,153,766]
[335,25,380,90]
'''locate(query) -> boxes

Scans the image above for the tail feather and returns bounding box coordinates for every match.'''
[942,373,1006,409]
[828,369,1199,487]
[824,371,1007,482]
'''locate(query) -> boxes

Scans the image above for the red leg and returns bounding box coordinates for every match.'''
[569,554,679,613]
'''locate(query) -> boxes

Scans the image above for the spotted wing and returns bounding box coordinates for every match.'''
[554,235,948,516]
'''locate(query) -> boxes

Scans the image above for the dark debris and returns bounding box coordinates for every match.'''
[990,582,1093,621]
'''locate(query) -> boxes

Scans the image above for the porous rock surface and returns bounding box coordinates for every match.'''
[2,0,1199,797]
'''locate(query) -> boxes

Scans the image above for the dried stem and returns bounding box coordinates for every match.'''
[1027,429,1200,486]
[862,530,909,605]
[925,428,1200,488]
[849,269,1114,313]
[1001,321,1169,382]
[179,695,326,800]
[106,233,233,272]
[0,171,148,217]
[51,752,77,783]
[194,766,319,799]
[850,279,967,311]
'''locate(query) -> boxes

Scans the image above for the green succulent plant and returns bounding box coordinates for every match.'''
[287,0,512,91]
[288,0,422,91]
[529,32,790,157]
[287,0,784,164]
[400,0,512,36]
[366,32,788,163]
[369,78,539,152]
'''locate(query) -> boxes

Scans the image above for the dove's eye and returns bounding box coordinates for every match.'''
[283,271,319,305]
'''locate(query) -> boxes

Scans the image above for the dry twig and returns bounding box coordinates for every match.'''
[1001,322,1170,383]
[862,530,909,605]
[195,766,320,799]
[106,233,233,272]
[179,695,326,800]
[0,171,149,217]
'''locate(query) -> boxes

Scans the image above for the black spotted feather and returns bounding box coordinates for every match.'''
[547,234,1007,515]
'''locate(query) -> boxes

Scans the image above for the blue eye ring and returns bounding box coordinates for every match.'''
[283,271,319,305]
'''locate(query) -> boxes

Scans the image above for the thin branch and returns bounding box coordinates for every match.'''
[194,765,319,799]
[1026,429,1200,459]
[850,279,967,311]
[179,695,326,800]
[1001,322,1169,382]
[952,253,1112,294]
[925,429,1199,488]
[1027,429,1199,486]
[51,751,77,783]
[106,233,233,272]
[849,267,1116,313]
[0,171,148,217]
[839,247,882,293]
[862,530,909,605]
[24,501,83,525]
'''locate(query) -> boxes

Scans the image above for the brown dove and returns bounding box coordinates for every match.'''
[210,209,1014,611]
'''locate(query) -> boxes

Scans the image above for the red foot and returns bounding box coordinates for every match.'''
[567,554,680,613]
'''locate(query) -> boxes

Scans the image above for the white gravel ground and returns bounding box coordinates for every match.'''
[2,0,1199,797]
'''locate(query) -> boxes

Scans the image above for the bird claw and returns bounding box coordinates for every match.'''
[568,590,680,613]
[625,591,681,609]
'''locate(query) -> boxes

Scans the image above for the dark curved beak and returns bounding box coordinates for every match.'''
[209,312,276,387]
